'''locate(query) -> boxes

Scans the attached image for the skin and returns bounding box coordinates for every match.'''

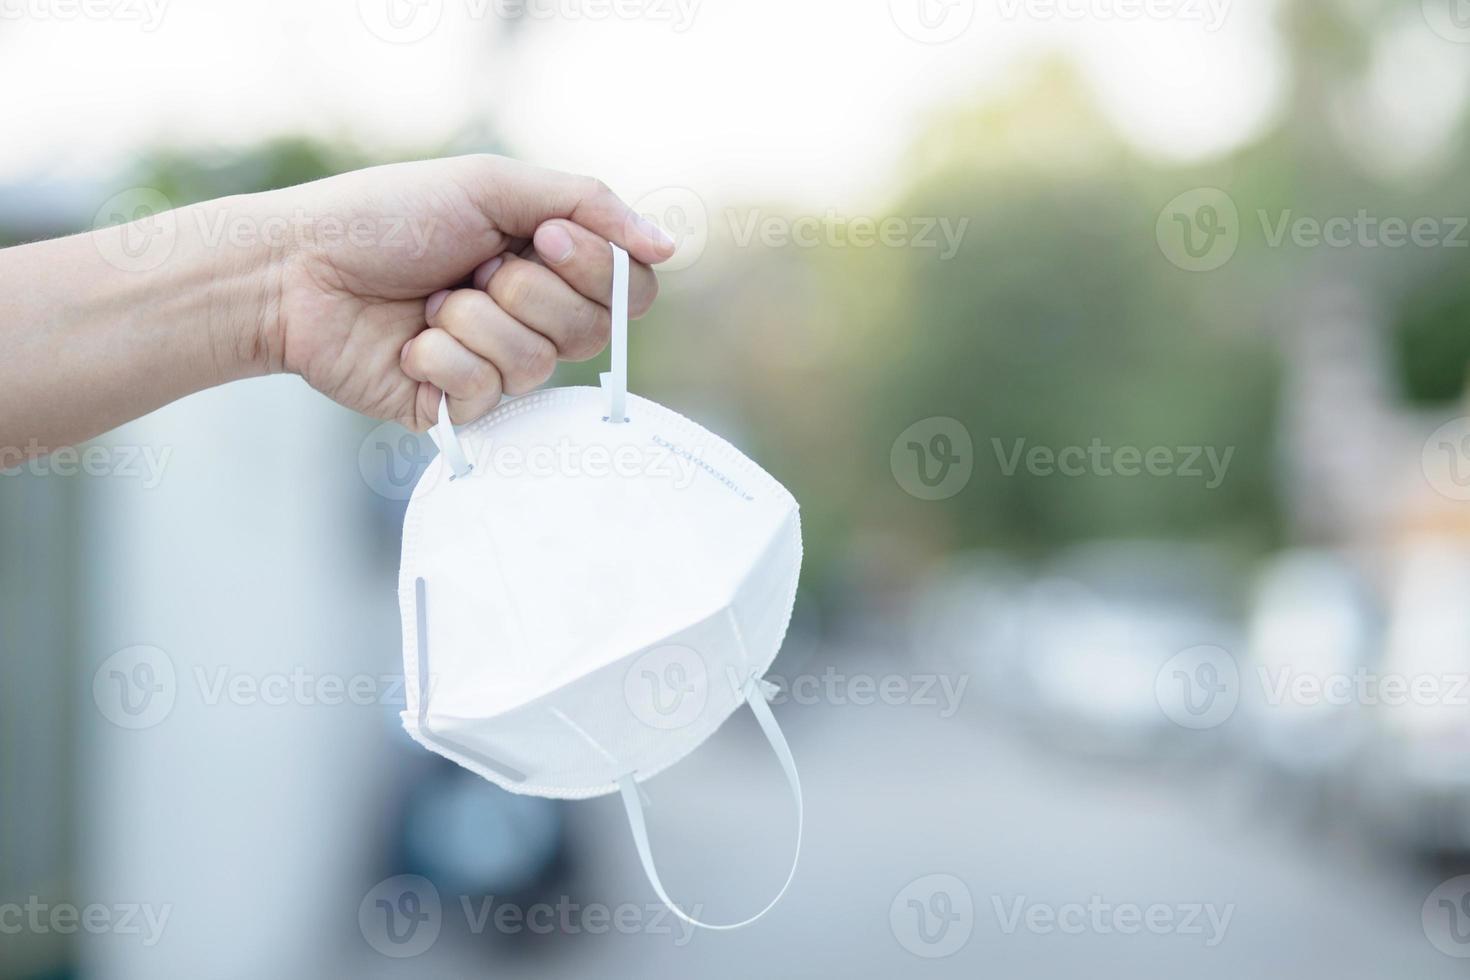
[0,154,674,453]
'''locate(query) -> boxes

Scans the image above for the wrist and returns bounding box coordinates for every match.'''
[187,192,289,380]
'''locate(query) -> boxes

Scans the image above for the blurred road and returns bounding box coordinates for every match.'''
[350,644,1466,979]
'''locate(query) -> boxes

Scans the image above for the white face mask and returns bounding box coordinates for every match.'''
[397,246,803,930]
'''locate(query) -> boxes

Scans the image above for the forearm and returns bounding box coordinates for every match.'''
[0,156,674,444]
[0,195,279,453]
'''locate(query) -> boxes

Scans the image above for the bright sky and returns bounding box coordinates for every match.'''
[0,0,1460,215]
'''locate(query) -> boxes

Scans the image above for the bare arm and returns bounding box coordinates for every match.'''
[0,155,674,454]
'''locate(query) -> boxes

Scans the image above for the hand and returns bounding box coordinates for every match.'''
[258,155,674,429]
[0,155,673,450]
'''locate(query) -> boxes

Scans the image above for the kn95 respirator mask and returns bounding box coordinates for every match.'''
[397,245,803,930]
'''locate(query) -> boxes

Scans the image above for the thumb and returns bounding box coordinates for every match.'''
[458,155,676,267]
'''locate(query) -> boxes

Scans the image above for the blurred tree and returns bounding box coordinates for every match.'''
[653,62,1286,592]
[1271,0,1470,406]
[136,137,400,204]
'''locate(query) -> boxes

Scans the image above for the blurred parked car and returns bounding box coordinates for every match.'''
[1017,542,1242,759]
[907,551,1029,716]
[1359,542,1470,855]
[1241,550,1377,784]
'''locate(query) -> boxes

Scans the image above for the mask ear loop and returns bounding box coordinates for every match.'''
[600,243,630,423]
[429,392,473,480]
[431,242,628,472]
[616,680,803,931]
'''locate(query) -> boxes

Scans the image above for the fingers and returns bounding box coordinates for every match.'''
[455,155,676,267]
[484,254,612,361]
[427,288,557,395]
[400,321,503,424]
[400,187,663,424]
[470,236,528,290]
[472,255,506,291]
[531,220,659,316]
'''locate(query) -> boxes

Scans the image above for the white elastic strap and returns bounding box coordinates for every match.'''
[430,391,472,479]
[600,243,629,423]
[617,683,802,931]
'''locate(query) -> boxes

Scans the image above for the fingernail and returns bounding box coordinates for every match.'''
[473,256,504,291]
[638,216,676,253]
[535,223,575,264]
[400,338,414,363]
[425,289,450,320]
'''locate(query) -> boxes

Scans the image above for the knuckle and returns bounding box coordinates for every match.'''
[466,357,502,399]
[464,347,496,385]
[631,273,660,318]
[582,175,613,200]
[488,260,537,312]
[517,335,558,386]
[403,329,444,375]
[436,289,483,328]
[566,307,611,360]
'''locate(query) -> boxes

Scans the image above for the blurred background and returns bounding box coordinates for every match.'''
[7,0,1470,975]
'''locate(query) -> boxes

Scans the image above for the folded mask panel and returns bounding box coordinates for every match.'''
[397,244,804,930]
